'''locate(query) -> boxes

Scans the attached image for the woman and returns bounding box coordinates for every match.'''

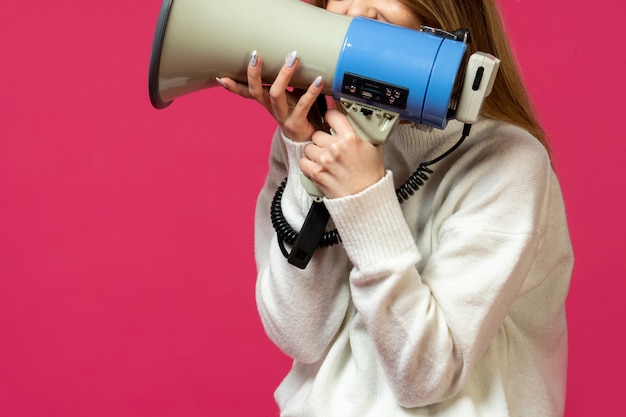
[219,0,574,415]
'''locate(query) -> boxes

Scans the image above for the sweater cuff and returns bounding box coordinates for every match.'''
[279,130,315,207]
[280,129,309,176]
[324,172,420,270]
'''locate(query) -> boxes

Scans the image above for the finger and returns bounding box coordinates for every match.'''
[311,129,334,148]
[246,50,269,104]
[298,154,329,189]
[216,77,253,99]
[298,156,320,183]
[324,109,358,137]
[292,76,324,123]
[303,141,324,165]
[269,51,299,120]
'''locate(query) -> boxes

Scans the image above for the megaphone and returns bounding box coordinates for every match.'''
[149,0,500,138]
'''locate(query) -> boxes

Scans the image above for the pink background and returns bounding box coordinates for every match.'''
[0,1,623,416]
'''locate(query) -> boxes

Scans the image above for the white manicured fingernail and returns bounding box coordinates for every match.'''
[285,51,297,68]
[215,77,227,89]
[250,50,258,68]
[313,75,323,88]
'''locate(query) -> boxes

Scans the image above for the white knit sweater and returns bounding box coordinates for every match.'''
[254,118,574,417]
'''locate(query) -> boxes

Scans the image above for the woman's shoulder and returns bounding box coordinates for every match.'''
[462,118,550,169]
[471,119,547,156]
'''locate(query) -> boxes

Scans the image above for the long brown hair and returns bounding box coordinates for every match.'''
[309,0,549,154]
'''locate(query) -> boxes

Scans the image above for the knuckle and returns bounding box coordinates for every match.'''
[294,98,309,112]
[282,119,297,131]
[309,165,325,182]
[318,152,334,166]
[344,131,360,143]
[268,87,283,102]
[247,84,263,99]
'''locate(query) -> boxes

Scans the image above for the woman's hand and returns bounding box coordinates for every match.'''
[300,109,386,199]
[217,50,324,142]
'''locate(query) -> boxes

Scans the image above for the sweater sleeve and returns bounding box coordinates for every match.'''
[254,128,351,364]
[323,129,554,407]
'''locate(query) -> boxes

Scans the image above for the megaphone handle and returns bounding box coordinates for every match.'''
[300,99,399,200]
[290,101,399,268]
[300,173,326,202]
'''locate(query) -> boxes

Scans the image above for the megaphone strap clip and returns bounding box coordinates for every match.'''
[286,202,331,269]
[271,179,341,270]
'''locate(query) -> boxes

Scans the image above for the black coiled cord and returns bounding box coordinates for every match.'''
[271,123,472,255]
[396,165,434,203]
[271,179,342,258]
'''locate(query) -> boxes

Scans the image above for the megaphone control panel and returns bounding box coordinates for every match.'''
[341,72,409,110]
